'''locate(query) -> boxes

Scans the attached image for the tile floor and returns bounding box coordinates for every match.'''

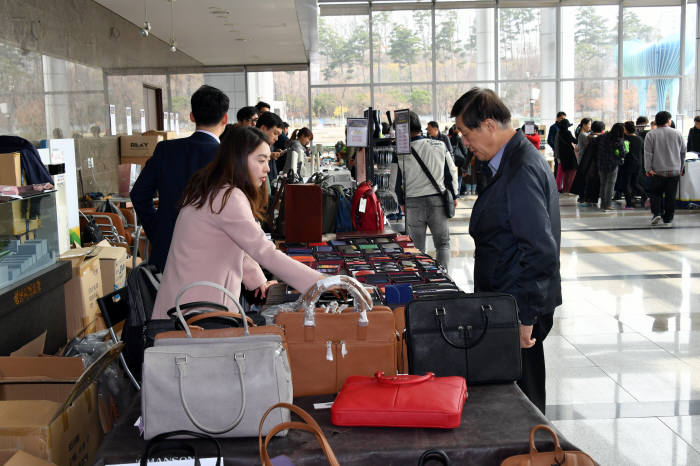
[423,194,700,465]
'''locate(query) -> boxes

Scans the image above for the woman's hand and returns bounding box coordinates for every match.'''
[254,280,278,299]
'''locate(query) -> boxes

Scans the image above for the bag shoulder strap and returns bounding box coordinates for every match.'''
[410,147,442,195]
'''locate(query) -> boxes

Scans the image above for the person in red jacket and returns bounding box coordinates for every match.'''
[522,124,541,150]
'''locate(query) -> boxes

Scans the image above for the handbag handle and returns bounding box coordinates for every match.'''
[174,281,249,337]
[528,424,565,463]
[140,430,222,466]
[166,302,230,321]
[176,352,247,434]
[418,449,451,466]
[259,402,340,466]
[298,275,373,327]
[434,306,489,350]
[185,311,255,327]
[376,371,434,385]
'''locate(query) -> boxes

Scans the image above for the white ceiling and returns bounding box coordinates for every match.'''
[95,0,317,66]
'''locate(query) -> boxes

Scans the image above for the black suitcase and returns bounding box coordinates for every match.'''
[405,293,521,384]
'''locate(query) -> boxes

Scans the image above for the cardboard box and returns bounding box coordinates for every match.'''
[119,134,162,159]
[0,450,55,466]
[59,249,103,338]
[0,344,122,466]
[142,130,178,140]
[93,241,128,297]
[0,153,21,186]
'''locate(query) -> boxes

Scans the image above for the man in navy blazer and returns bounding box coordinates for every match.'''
[451,88,561,413]
[130,85,229,271]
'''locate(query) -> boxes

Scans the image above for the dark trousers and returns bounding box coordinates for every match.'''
[621,161,644,207]
[517,312,554,414]
[583,173,600,204]
[650,175,680,222]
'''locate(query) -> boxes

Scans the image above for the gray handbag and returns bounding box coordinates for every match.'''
[141,281,293,439]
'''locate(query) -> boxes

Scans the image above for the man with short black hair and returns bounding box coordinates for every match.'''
[687,116,700,152]
[548,111,566,176]
[426,121,454,156]
[644,111,685,226]
[236,106,258,127]
[255,101,271,114]
[130,84,229,271]
[273,122,290,172]
[450,88,561,413]
[257,111,284,182]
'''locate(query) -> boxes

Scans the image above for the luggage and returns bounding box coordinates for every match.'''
[310,173,339,234]
[331,372,467,429]
[500,425,595,466]
[351,180,384,231]
[274,275,397,396]
[333,186,353,233]
[322,167,355,191]
[405,293,521,384]
[142,281,293,439]
[284,183,323,242]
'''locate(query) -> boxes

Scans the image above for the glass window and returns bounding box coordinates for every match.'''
[499,81,557,128]
[374,84,433,117]
[561,6,618,79]
[435,9,495,82]
[498,8,557,80]
[0,43,46,141]
[436,82,495,127]
[680,3,696,126]
[248,71,309,127]
[622,78,679,123]
[169,74,205,133]
[562,80,618,129]
[108,75,167,134]
[42,56,103,92]
[313,15,370,85]
[373,10,432,83]
[311,86,370,146]
[622,7,680,78]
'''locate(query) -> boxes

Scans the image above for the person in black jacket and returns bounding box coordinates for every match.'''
[451,88,561,413]
[687,116,700,152]
[622,121,645,208]
[555,119,578,193]
[597,123,627,212]
[448,125,467,195]
[427,121,454,156]
[130,85,229,271]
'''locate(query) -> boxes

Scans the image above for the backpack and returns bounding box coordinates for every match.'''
[334,186,353,232]
[351,181,384,231]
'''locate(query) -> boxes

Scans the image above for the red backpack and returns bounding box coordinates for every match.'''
[351,181,384,231]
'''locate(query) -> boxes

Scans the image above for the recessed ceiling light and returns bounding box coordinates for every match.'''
[236,38,247,42]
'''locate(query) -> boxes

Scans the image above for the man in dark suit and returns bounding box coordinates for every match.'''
[130,85,229,271]
[450,88,562,413]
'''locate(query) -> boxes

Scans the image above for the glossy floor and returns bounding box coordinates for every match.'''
[426,195,700,466]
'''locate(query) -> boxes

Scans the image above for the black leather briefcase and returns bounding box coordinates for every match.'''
[405,293,522,384]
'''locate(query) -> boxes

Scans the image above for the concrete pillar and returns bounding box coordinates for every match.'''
[476,9,494,82]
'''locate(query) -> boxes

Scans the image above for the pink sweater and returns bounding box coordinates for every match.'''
[152,187,323,319]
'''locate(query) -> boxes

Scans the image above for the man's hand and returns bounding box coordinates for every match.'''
[453,199,459,208]
[271,151,281,160]
[254,280,278,299]
[646,169,656,177]
[520,324,536,348]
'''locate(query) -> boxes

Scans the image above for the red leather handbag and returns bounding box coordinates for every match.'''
[331,372,467,429]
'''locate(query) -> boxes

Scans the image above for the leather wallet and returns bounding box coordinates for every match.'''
[331,372,467,428]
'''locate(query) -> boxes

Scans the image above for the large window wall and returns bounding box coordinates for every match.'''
[314,0,698,145]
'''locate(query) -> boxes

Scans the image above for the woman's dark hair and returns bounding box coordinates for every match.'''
[290,127,313,141]
[623,121,636,134]
[609,122,625,139]
[180,126,270,221]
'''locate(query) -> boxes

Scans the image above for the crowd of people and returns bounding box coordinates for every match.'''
[547,110,687,226]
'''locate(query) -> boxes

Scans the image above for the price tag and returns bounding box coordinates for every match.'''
[359,198,367,213]
[313,402,334,410]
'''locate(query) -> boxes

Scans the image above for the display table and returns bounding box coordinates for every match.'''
[94,383,579,465]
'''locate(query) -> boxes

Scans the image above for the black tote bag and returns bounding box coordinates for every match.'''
[405,293,521,384]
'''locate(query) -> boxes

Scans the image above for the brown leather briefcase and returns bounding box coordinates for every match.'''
[285,184,323,243]
[500,425,596,466]
[274,276,398,397]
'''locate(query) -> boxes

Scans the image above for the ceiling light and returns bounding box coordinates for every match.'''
[169,0,176,53]
[140,0,150,37]
[169,39,177,53]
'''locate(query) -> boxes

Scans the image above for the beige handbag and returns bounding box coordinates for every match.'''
[274,276,398,397]
[500,425,596,466]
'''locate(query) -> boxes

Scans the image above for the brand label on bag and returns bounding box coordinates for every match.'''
[314,402,334,410]
[110,459,221,465]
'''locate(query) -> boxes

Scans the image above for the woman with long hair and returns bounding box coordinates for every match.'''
[151,126,324,318]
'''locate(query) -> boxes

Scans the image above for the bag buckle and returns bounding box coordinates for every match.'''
[481,304,493,313]
[434,307,446,316]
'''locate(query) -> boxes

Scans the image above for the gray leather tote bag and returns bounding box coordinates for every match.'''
[142,281,293,439]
